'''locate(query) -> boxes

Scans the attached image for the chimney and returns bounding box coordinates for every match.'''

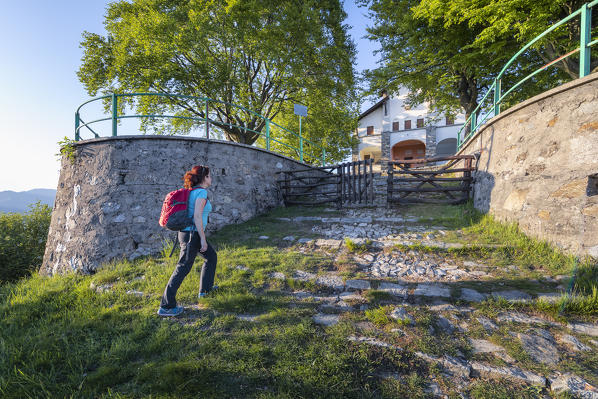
[380,89,388,98]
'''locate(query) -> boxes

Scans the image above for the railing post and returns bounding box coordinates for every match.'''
[75,112,80,141]
[205,99,210,139]
[470,111,477,137]
[580,3,592,78]
[493,78,501,116]
[457,130,461,149]
[111,93,118,137]
[265,119,270,151]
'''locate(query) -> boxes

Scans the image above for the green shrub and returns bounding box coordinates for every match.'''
[365,305,393,327]
[574,262,598,296]
[0,202,51,283]
[344,238,371,253]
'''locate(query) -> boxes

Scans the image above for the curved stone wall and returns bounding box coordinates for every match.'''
[457,73,598,257]
[41,136,307,275]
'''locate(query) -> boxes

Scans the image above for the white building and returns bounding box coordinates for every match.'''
[354,89,465,164]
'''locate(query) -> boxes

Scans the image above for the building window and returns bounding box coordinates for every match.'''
[367,126,374,135]
[364,154,371,160]
[417,118,424,128]
[392,121,399,131]
[446,115,454,125]
[404,120,411,130]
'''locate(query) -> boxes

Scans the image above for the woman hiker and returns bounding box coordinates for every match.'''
[157,165,218,317]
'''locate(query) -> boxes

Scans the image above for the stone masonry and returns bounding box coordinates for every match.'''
[457,72,598,257]
[425,126,437,158]
[41,136,311,275]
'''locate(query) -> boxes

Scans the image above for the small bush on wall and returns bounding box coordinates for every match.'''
[0,202,51,283]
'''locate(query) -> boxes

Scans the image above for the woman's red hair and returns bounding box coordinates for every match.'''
[183,165,210,189]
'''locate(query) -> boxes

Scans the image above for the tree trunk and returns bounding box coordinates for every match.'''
[456,73,479,136]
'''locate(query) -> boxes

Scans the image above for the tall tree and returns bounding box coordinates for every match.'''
[419,0,598,80]
[78,0,357,161]
[361,0,587,121]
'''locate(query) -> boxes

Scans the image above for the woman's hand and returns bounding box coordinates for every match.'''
[200,237,208,253]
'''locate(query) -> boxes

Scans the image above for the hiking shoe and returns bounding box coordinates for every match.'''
[198,285,219,299]
[157,306,184,316]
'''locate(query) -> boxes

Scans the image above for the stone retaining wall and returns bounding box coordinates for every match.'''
[41,136,310,275]
[457,73,598,258]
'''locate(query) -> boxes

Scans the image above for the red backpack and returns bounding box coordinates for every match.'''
[159,188,198,231]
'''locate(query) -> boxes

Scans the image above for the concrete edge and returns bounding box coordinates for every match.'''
[457,71,598,155]
[73,135,314,168]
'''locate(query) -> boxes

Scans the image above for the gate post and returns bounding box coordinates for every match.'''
[387,161,393,206]
[336,164,342,209]
[369,158,375,203]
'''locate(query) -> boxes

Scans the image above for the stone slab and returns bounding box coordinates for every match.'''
[559,334,592,351]
[414,284,451,298]
[496,312,560,327]
[293,270,316,281]
[313,313,340,326]
[345,279,371,290]
[460,288,487,302]
[476,316,498,331]
[550,374,598,398]
[315,274,345,290]
[415,352,471,379]
[567,322,598,337]
[314,239,342,248]
[516,330,559,366]
[471,361,546,386]
[348,336,399,349]
[492,290,532,301]
[390,307,415,325]
[378,282,408,297]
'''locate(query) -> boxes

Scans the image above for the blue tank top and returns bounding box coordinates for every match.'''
[182,188,212,231]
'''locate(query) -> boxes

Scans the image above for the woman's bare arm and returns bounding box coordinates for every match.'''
[194,197,207,251]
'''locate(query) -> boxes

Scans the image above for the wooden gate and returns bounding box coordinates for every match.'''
[277,159,375,207]
[387,155,476,205]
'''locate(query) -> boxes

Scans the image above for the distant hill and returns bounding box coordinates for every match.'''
[0,189,56,213]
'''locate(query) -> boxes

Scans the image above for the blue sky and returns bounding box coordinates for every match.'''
[0,1,379,191]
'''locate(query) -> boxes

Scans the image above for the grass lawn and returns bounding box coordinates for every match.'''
[0,204,596,398]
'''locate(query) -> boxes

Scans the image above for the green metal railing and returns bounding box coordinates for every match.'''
[75,92,326,165]
[457,0,598,149]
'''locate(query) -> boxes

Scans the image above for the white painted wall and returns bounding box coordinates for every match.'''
[436,124,465,143]
[358,135,381,152]
[357,106,384,137]
[356,87,467,156]
[389,129,426,148]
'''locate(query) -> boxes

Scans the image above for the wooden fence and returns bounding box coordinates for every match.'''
[277,159,375,207]
[387,155,477,205]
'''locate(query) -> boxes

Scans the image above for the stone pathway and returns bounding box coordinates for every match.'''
[269,207,598,398]
[91,206,597,397]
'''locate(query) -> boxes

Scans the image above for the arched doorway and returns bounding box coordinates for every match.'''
[391,140,426,161]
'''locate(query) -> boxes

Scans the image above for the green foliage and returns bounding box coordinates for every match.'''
[467,379,544,398]
[0,202,52,283]
[344,237,371,253]
[459,214,583,274]
[56,136,77,164]
[361,0,582,120]
[417,0,598,80]
[574,262,598,296]
[365,305,393,326]
[78,0,358,163]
